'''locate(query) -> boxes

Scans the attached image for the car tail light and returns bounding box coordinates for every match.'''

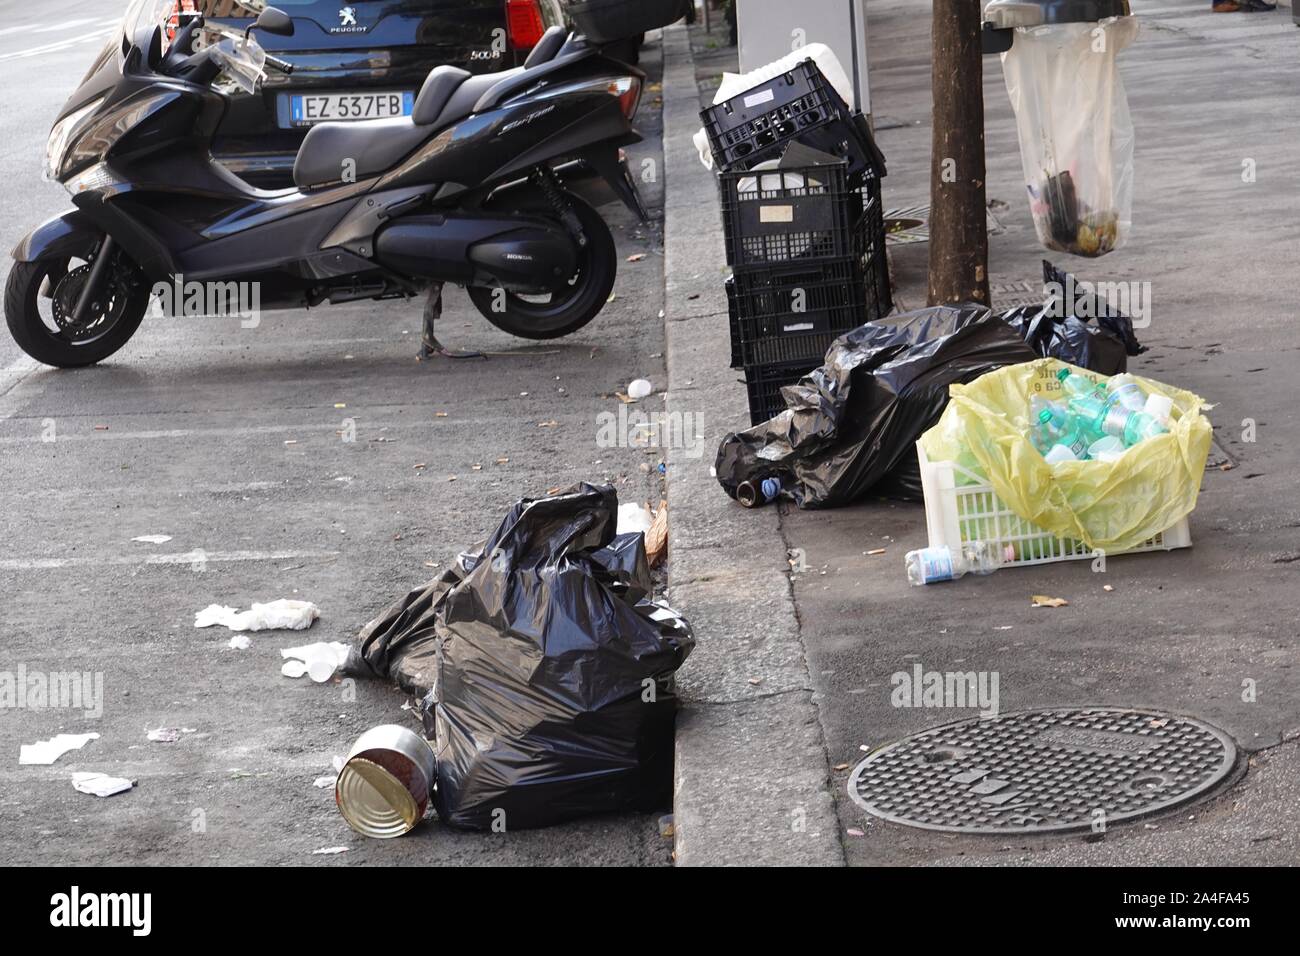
[505,0,547,49]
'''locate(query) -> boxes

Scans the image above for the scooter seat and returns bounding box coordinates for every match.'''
[292,116,430,189]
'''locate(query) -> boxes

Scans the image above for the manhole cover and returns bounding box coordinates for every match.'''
[848,708,1236,834]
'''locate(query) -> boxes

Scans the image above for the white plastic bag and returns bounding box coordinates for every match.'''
[1001,17,1138,257]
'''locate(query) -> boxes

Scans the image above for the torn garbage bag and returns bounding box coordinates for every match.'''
[716,307,1037,507]
[353,483,694,830]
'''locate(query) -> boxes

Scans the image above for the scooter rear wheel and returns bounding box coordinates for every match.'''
[466,192,617,341]
[5,242,149,368]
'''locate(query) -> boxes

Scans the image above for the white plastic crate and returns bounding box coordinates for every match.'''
[917,442,1191,567]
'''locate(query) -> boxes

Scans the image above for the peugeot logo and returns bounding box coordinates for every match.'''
[338,6,358,27]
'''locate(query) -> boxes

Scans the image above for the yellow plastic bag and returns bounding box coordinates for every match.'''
[919,359,1212,554]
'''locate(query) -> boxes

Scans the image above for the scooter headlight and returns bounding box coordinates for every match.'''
[44,97,104,182]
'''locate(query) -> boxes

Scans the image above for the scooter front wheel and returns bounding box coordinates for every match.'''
[466,193,617,341]
[5,241,150,368]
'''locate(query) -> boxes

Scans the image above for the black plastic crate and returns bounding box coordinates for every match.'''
[720,160,864,268]
[743,360,819,427]
[727,200,891,368]
[730,258,866,367]
[701,61,886,179]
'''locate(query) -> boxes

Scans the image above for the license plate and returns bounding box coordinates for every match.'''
[290,91,415,125]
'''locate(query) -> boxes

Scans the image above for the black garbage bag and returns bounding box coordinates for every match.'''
[353,483,694,830]
[716,307,1038,507]
[999,260,1146,374]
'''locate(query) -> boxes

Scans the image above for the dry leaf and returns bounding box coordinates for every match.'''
[645,500,668,567]
[1031,594,1069,608]
[747,677,763,686]
[833,763,850,772]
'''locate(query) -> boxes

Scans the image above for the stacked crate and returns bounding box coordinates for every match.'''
[721,161,890,425]
[703,61,891,426]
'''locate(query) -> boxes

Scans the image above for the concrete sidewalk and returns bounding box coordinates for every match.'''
[661,22,842,867]
[664,1,1300,866]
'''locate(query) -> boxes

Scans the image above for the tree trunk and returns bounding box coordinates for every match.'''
[928,0,989,307]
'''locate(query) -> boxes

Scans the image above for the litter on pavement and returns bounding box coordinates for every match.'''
[195,600,320,632]
[20,733,100,766]
[71,772,135,797]
[130,534,173,544]
[280,642,350,683]
[146,727,195,743]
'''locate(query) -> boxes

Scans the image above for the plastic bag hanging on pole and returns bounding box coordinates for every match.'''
[1000,16,1138,257]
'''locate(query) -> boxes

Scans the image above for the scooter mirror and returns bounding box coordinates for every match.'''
[255,7,294,37]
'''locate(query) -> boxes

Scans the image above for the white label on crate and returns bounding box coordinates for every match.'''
[759,204,795,223]
[743,89,776,108]
[782,322,815,333]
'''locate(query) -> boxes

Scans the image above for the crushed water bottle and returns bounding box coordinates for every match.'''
[905,541,1016,585]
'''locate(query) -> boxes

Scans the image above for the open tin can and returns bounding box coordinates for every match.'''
[335,725,436,838]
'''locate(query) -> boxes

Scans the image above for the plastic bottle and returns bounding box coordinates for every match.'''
[905,541,1016,586]
[1033,405,1095,460]
[1119,411,1168,447]
[1103,373,1148,414]
[1056,367,1104,400]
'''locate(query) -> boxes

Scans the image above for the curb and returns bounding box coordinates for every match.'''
[659,23,845,867]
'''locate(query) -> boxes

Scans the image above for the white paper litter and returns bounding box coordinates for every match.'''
[617,502,654,536]
[227,635,251,650]
[71,772,135,797]
[313,775,337,789]
[195,599,320,632]
[19,733,100,766]
[693,43,854,169]
[146,727,195,743]
[131,534,173,544]
[280,642,350,683]
[312,846,348,855]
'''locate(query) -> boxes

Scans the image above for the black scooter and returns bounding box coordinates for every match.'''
[7,6,649,367]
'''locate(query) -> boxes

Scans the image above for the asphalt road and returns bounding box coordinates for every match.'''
[0,0,673,865]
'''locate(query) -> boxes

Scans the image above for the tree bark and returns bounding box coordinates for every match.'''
[928,0,989,307]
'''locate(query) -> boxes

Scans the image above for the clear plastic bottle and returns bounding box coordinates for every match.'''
[1071,393,1167,448]
[905,541,1016,585]
[1033,406,1094,460]
[1056,367,1104,400]
[1103,373,1148,414]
